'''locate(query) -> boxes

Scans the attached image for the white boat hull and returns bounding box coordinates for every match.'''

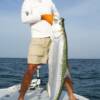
[0,83,89,100]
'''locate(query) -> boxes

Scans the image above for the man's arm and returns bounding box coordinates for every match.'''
[51,3,60,20]
[40,3,60,25]
[21,1,41,24]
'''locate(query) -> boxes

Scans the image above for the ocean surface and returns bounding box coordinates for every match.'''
[0,58,100,100]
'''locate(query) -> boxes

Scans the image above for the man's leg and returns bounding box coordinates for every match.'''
[64,77,77,100]
[18,64,39,100]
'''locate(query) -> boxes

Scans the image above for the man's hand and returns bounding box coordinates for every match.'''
[41,14,53,25]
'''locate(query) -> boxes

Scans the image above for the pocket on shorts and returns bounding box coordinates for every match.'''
[28,45,44,57]
[43,38,51,48]
[31,38,51,48]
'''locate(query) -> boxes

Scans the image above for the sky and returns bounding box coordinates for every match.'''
[0,0,100,58]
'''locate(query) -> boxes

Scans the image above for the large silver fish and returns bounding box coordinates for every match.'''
[47,18,71,100]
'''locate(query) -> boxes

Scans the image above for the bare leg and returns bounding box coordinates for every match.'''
[64,77,77,100]
[18,64,38,100]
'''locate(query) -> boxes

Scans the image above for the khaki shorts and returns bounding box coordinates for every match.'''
[27,37,51,64]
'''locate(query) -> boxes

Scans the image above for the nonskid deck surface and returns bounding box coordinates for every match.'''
[0,84,89,100]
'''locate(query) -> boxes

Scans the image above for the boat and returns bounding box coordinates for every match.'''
[0,68,89,100]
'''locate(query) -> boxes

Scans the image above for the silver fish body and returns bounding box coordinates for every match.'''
[47,18,71,100]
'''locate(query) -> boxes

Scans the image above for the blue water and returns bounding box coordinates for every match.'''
[0,58,100,100]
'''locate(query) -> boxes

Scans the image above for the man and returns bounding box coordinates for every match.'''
[18,0,76,100]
